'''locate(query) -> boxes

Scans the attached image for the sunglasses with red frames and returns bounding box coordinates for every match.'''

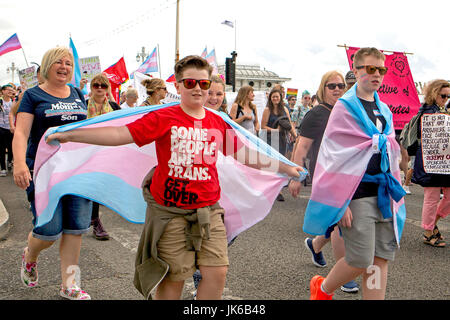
[355,65,388,76]
[179,78,211,90]
[92,83,108,89]
[325,83,346,90]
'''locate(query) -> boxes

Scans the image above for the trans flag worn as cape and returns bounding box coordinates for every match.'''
[34,103,306,242]
[303,84,407,246]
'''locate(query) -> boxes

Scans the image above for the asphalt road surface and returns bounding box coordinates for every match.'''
[0,172,448,301]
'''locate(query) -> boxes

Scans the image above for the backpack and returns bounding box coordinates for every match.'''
[400,111,424,156]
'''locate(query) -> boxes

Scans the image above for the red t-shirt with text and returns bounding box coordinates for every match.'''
[126,104,239,209]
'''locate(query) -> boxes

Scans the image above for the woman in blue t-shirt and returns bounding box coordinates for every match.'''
[12,47,92,300]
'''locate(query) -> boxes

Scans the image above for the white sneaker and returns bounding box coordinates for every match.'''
[0,170,6,177]
[403,185,411,195]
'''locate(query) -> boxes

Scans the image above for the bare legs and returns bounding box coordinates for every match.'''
[24,232,83,289]
[155,266,228,300]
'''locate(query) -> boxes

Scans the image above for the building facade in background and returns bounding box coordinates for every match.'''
[218,63,291,92]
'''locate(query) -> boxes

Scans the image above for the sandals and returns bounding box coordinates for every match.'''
[433,225,444,240]
[423,233,446,248]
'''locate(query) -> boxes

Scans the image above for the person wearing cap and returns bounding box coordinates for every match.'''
[291,90,312,136]
[345,71,356,91]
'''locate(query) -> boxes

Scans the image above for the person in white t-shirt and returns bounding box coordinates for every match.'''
[120,88,138,109]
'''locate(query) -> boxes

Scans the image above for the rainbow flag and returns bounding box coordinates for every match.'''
[34,103,306,242]
[0,33,22,57]
[286,88,298,98]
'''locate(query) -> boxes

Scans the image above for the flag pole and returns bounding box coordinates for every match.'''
[16,34,29,67]
[157,44,161,79]
[337,44,413,55]
[175,0,180,63]
[234,20,237,52]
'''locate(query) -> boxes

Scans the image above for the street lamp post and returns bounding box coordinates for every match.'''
[136,47,149,63]
[175,0,180,63]
[6,62,18,83]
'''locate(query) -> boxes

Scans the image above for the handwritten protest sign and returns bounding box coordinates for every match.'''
[345,47,421,130]
[18,66,38,89]
[421,113,450,174]
[79,56,101,81]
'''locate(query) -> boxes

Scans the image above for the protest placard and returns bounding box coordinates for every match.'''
[18,66,38,89]
[421,113,450,174]
[79,56,101,81]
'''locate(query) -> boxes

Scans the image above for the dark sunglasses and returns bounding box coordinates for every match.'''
[325,83,346,90]
[355,65,388,76]
[180,78,211,90]
[92,83,108,89]
[440,94,450,99]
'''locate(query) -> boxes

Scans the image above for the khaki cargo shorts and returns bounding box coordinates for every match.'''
[341,196,398,269]
[157,210,229,282]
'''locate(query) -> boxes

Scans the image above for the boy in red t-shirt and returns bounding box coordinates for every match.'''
[47,55,302,300]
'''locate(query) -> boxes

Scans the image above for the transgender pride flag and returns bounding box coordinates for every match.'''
[0,33,22,57]
[206,49,218,74]
[135,47,158,74]
[34,103,306,242]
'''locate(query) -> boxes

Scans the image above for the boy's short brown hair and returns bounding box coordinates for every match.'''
[353,47,385,68]
[174,55,213,82]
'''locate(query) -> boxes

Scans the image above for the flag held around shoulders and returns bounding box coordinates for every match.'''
[34,104,306,242]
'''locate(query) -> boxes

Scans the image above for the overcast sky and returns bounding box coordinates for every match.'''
[1,0,448,94]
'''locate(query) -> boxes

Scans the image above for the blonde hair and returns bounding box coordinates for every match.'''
[423,79,450,106]
[210,74,225,90]
[316,70,345,104]
[90,73,110,89]
[141,78,165,96]
[40,47,74,81]
[234,85,256,112]
[353,47,386,68]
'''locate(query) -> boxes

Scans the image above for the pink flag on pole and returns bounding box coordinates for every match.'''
[0,33,22,57]
[345,46,421,130]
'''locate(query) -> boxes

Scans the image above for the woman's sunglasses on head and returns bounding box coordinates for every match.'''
[179,79,211,90]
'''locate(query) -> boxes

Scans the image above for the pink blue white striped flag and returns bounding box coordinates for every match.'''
[34,103,305,242]
[135,47,158,74]
[201,47,207,58]
[303,84,406,245]
[206,49,218,74]
[0,33,22,57]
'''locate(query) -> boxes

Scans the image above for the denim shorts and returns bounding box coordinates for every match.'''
[30,195,93,241]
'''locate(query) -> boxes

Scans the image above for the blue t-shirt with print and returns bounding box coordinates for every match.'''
[18,85,87,162]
